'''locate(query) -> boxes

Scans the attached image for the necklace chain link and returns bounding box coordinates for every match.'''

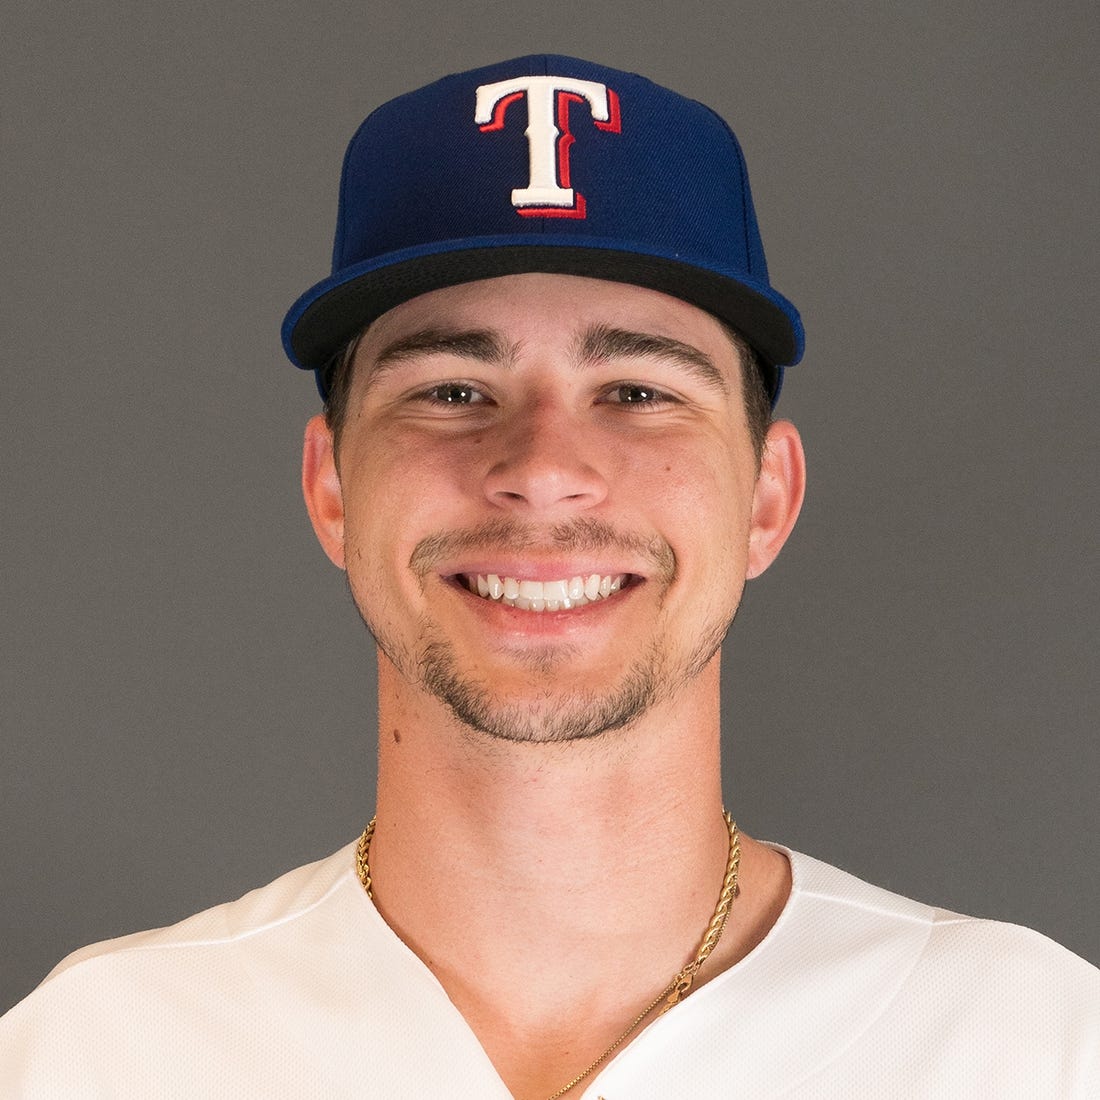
[355,812,740,1100]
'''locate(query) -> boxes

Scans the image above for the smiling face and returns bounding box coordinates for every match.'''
[303,273,804,744]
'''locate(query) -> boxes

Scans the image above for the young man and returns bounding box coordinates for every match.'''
[2,55,1097,1098]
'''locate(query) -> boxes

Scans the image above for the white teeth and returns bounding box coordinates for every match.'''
[465,573,630,612]
[542,579,568,603]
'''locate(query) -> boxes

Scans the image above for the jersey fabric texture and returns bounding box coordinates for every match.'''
[2,842,1098,1098]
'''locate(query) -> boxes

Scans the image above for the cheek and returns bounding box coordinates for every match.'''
[639,441,757,590]
[638,438,752,520]
[340,439,470,564]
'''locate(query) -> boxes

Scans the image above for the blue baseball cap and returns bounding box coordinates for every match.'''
[282,55,804,403]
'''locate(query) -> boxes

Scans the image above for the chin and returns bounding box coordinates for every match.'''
[365,594,739,744]
[416,637,668,744]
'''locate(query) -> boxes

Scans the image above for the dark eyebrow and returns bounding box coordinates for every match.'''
[577,324,730,394]
[364,327,511,388]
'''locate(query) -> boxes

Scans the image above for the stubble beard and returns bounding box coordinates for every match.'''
[351,517,739,745]
[418,632,662,743]
[360,601,737,746]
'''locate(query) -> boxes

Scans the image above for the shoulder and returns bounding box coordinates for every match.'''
[775,848,1100,1090]
[40,841,359,983]
[0,843,366,1085]
[782,845,1099,989]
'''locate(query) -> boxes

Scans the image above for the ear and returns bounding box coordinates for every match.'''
[746,419,806,580]
[302,414,346,569]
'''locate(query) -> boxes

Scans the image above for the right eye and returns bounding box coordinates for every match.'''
[418,382,488,405]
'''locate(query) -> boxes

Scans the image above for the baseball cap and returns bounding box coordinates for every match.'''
[281,54,803,403]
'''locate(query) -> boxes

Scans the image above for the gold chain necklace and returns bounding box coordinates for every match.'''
[355,812,740,1100]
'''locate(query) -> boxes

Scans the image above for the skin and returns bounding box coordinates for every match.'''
[302,273,806,1099]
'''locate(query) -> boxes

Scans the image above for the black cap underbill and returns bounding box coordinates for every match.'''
[291,246,796,402]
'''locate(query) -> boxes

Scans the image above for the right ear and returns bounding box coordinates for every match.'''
[302,414,346,569]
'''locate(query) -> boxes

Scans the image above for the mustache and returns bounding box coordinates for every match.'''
[410,517,675,580]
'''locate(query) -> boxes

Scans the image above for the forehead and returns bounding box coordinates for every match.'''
[358,272,735,357]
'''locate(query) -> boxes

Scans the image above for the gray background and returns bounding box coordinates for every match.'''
[3,1,1097,1013]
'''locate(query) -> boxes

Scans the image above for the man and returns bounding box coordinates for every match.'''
[2,55,1097,1098]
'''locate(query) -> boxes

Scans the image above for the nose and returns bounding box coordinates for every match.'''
[482,401,609,514]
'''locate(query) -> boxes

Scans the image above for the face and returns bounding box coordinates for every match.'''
[303,273,803,743]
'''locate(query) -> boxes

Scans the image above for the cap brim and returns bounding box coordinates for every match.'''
[282,239,803,401]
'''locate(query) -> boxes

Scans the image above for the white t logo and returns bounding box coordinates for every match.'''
[475,75,621,218]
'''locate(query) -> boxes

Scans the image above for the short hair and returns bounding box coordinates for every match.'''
[321,317,772,465]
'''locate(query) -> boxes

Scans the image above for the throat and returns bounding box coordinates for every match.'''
[357,809,750,1099]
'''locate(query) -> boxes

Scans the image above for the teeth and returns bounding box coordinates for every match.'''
[464,573,630,612]
[542,580,568,603]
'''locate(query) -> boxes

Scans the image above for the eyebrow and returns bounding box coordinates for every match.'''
[362,322,729,394]
[577,324,730,394]
[364,328,512,389]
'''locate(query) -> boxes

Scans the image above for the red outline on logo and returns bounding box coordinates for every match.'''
[595,89,621,133]
[518,195,587,219]
[479,91,524,132]
[481,83,621,220]
[518,91,587,219]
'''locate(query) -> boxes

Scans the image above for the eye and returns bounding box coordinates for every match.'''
[420,382,487,405]
[600,383,676,407]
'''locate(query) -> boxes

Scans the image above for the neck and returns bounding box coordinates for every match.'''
[370,654,727,931]
[363,656,790,1099]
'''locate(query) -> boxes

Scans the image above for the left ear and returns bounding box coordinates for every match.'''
[746,419,806,579]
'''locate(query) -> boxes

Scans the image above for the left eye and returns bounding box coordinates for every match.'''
[603,384,670,405]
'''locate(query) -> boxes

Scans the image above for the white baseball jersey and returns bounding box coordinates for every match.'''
[3,841,1097,1097]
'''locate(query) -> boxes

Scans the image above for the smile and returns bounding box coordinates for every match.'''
[460,573,631,612]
